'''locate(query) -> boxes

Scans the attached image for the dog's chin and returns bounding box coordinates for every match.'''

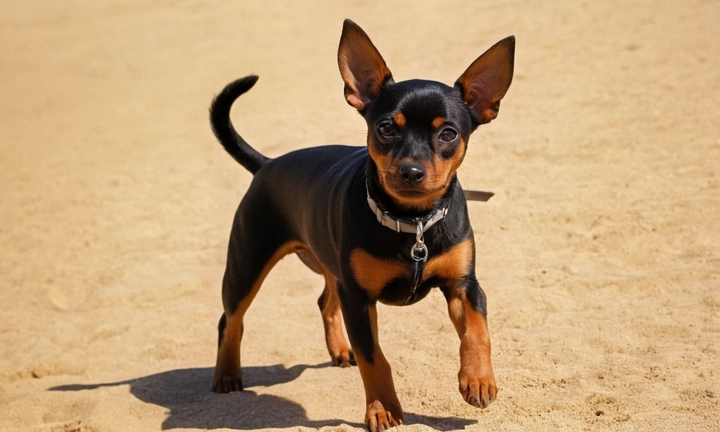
[394,189,436,198]
[383,186,447,212]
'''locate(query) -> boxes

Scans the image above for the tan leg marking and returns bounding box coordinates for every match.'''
[447,289,497,408]
[355,303,403,431]
[297,248,354,366]
[212,241,306,392]
[318,270,355,367]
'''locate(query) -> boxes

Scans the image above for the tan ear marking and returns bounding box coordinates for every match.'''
[337,19,394,112]
[455,36,515,125]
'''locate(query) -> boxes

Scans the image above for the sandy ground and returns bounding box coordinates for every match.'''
[1,1,719,431]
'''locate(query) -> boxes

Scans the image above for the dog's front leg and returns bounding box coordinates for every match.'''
[338,282,402,431]
[443,279,497,409]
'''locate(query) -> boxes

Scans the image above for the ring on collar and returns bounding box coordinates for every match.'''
[366,181,448,262]
[410,221,428,262]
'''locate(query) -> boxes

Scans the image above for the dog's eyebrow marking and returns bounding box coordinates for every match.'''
[393,113,406,128]
[432,116,446,129]
[349,248,409,298]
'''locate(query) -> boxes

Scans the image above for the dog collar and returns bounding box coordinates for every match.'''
[365,180,449,247]
[366,192,448,235]
[367,191,445,264]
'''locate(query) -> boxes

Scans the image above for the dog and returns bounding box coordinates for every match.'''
[209,19,514,431]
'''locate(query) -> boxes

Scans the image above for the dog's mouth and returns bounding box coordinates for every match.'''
[380,180,449,211]
[371,160,454,210]
[386,174,449,197]
[392,187,443,198]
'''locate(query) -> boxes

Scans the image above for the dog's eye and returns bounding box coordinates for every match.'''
[439,128,458,142]
[377,122,395,138]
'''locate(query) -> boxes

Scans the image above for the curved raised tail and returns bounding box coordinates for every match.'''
[210,75,270,174]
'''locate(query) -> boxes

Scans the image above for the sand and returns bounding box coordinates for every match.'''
[1,1,718,431]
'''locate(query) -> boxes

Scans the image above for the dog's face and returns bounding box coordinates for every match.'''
[362,81,475,210]
[338,19,514,211]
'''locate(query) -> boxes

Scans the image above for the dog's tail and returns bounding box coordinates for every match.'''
[210,75,270,174]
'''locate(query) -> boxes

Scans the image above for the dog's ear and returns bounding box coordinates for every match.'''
[338,19,394,112]
[455,36,515,125]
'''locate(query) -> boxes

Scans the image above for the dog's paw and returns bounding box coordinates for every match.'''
[332,349,356,367]
[365,400,401,432]
[458,367,497,408]
[212,373,243,393]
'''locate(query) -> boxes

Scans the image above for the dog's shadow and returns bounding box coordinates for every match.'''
[50,364,476,430]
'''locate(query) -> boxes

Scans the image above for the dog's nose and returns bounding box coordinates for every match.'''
[399,163,426,186]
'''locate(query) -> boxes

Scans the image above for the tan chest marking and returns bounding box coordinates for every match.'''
[350,238,473,298]
[349,248,409,298]
[423,238,474,282]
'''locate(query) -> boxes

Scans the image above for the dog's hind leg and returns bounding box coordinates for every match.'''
[317,272,355,367]
[212,205,303,393]
[297,249,355,367]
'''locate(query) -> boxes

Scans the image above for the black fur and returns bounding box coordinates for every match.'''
[209,19,515,432]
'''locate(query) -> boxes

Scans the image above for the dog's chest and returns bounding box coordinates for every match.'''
[348,237,473,304]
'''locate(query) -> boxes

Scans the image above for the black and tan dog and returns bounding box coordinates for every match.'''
[209,19,514,431]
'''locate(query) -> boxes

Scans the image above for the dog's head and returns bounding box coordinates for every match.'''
[338,19,514,211]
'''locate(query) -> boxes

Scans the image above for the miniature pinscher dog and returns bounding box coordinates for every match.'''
[209,19,514,432]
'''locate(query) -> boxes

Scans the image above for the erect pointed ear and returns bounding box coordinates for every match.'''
[455,36,515,125]
[337,19,394,112]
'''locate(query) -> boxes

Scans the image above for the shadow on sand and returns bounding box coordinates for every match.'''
[50,364,476,431]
